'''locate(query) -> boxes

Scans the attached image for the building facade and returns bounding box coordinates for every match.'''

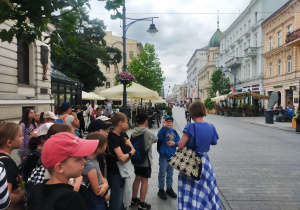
[186,47,208,101]
[171,84,182,103]
[262,0,300,110]
[217,0,289,98]
[94,31,143,94]
[0,20,53,122]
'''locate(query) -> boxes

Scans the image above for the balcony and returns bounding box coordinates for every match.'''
[286,28,300,47]
[244,47,258,58]
[225,57,243,68]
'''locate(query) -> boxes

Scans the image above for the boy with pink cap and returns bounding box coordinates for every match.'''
[27,132,99,210]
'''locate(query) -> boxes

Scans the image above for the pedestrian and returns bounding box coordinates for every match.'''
[177,102,221,210]
[27,132,99,210]
[106,113,135,210]
[103,99,112,118]
[43,111,58,123]
[0,161,11,209]
[39,112,45,125]
[157,115,179,200]
[0,122,25,209]
[58,102,80,138]
[95,107,102,119]
[34,111,40,126]
[84,132,109,210]
[88,101,98,122]
[74,105,85,137]
[19,108,37,162]
[130,113,158,210]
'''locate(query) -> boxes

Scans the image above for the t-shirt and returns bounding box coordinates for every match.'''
[106,131,131,175]
[60,114,74,125]
[183,122,219,153]
[0,162,10,210]
[27,182,87,210]
[103,103,112,116]
[0,153,19,191]
[19,122,36,155]
[83,157,102,186]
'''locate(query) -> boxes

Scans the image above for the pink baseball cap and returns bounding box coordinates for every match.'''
[42,132,99,169]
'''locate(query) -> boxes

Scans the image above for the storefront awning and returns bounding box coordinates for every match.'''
[227,92,269,100]
[251,93,269,100]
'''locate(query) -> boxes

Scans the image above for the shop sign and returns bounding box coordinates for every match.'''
[273,85,283,88]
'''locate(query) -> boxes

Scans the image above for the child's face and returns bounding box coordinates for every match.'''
[97,144,107,154]
[120,119,128,132]
[61,156,86,178]
[28,109,35,120]
[11,127,23,149]
[165,120,173,129]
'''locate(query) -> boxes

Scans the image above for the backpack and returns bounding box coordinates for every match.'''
[157,129,178,152]
[130,134,148,164]
[18,149,41,179]
[55,115,68,123]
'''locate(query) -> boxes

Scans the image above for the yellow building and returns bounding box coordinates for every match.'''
[262,0,300,110]
[94,31,143,94]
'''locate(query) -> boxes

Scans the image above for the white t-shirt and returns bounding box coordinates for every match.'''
[60,114,74,125]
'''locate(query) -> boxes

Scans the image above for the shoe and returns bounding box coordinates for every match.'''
[131,197,140,206]
[166,187,177,198]
[138,202,151,210]
[157,188,167,200]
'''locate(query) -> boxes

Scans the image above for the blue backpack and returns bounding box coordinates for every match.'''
[130,134,148,164]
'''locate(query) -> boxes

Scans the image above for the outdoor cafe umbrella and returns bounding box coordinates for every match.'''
[82,91,105,100]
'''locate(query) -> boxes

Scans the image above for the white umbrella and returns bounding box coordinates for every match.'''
[82,91,105,100]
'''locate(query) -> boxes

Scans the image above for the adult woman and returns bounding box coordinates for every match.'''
[177,102,221,210]
[19,108,37,162]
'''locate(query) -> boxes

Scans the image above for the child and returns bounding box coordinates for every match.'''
[0,122,25,209]
[130,113,158,210]
[0,162,10,209]
[84,132,109,210]
[27,132,99,210]
[157,115,180,200]
[106,112,135,210]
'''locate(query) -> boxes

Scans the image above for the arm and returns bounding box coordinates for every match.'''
[178,133,189,149]
[157,127,165,140]
[167,130,180,147]
[114,147,130,163]
[71,112,80,128]
[97,170,109,196]
[87,169,102,195]
[107,108,111,117]
[72,176,83,192]
[7,184,25,204]
[19,124,26,153]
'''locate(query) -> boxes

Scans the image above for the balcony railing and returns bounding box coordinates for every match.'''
[285,28,300,44]
[225,57,243,68]
[244,47,258,58]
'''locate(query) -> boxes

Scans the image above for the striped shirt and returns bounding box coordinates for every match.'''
[0,162,10,210]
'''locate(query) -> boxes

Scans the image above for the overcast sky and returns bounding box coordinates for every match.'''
[89,0,251,94]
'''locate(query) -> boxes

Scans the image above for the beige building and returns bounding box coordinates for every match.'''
[262,0,300,110]
[198,28,223,102]
[94,31,143,94]
[0,20,53,122]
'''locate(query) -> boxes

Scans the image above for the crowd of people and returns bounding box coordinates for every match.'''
[0,100,221,210]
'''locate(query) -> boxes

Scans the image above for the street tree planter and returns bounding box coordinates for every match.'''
[296,122,300,132]
[292,118,296,129]
[212,108,216,115]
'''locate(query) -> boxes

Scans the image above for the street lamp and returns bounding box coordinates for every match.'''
[108,1,159,116]
[162,84,170,99]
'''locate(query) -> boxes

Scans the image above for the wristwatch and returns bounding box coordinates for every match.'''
[128,153,132,158]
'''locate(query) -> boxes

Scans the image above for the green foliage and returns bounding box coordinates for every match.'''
[204,97,215,110]
[127,43,165,94]
[0,0,124,44]
[293,106,300,123]
[163,106,172,116]
[208,69,231,98]
[50,8,122,92]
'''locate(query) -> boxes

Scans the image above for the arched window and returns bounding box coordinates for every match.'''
[277,60,281,75]
[269,63,273,77]
[287,56,292,73]
[17,40,29,84]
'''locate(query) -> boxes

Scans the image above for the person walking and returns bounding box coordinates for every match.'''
[103,99,112,118]
[177,102,221,210]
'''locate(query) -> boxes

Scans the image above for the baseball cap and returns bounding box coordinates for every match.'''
[164,115,173,121]
[96,115,110,121]
[104,99,109,102]
[61,102,72,110]
[43,111,58,120]
[41,132,99,169]
[34,123,54,137]
[136,112,147,123]
[88,119,112,133]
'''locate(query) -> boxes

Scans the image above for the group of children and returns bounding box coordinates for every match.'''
[0,107,181,210]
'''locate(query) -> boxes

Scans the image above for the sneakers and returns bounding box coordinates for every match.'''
[138,202,151,210]
[157,188,167,200]
[166,187,177,198]
[131,197,140,206]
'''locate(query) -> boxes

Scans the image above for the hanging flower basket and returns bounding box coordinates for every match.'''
[115,71,135,85]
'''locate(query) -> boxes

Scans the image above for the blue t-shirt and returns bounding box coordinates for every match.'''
[157,127,180,159]
[103,103,112,116]
[183,122,219,153]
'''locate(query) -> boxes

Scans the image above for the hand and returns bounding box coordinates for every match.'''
[71,112,77,118]
[97,183,109,196]
[74,175,83,184]
[118,154,129,163]
[105,193,110,202]
[162,119,167,127]
[167,141,175,147]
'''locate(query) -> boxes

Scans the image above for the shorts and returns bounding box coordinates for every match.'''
[134,166,152,178]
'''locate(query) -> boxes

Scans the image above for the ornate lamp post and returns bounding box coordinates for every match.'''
[108,1,159,116]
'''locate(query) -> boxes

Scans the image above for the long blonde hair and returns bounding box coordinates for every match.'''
[0,122,21,147]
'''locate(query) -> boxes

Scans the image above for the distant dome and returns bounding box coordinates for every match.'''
[208,29,223,48]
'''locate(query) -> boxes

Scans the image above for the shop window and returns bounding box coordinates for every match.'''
[286,89,293,108]
[287,56,292,73]
[17,40,29,84]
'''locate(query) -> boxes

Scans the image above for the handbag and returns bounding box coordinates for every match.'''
[168,124,202,180]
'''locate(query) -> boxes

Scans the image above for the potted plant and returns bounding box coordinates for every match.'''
[115,71,135,85]
[224,106,232,117]
[293,106,300,132]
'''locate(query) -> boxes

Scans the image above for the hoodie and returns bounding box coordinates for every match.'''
[131,127,158,167]
[157,127,180,159]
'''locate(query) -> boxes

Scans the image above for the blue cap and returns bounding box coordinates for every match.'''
[164,115,173,121]
[61,102,72,110]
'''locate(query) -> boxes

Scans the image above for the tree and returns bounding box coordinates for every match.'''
[0,0,123,44]
[50,8,122,92]
[208,69,230,98]
[127,43,165,94]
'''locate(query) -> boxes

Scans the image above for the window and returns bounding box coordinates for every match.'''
[129,51,134,59]
[277,31,282,46]
[17,40,29,84]
[269,37,273,50]
[254,33,258,47]
[287,56,292,72]
[269,63,273,77]
[253,60,257,76]
[106,82,110,89]
[106,67,110,73]
[255,12,258,22]
[114,65,119,73]
[277,60,281,75]
[287,24,293,34]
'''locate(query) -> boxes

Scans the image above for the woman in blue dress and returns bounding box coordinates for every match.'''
[178,102,222,210]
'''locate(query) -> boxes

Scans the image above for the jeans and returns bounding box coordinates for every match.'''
[158,156,174,189]
[86,189,106,210]
[108,171,126,210]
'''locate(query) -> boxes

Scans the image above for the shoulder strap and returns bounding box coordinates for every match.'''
[173,129,178,137]
[0,156,9,159]
[60,115,69,123]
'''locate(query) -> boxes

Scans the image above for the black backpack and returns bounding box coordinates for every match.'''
[157,129,178,152]
[130,134,148,164]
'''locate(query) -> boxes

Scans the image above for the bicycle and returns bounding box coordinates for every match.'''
[185,111,191,124]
